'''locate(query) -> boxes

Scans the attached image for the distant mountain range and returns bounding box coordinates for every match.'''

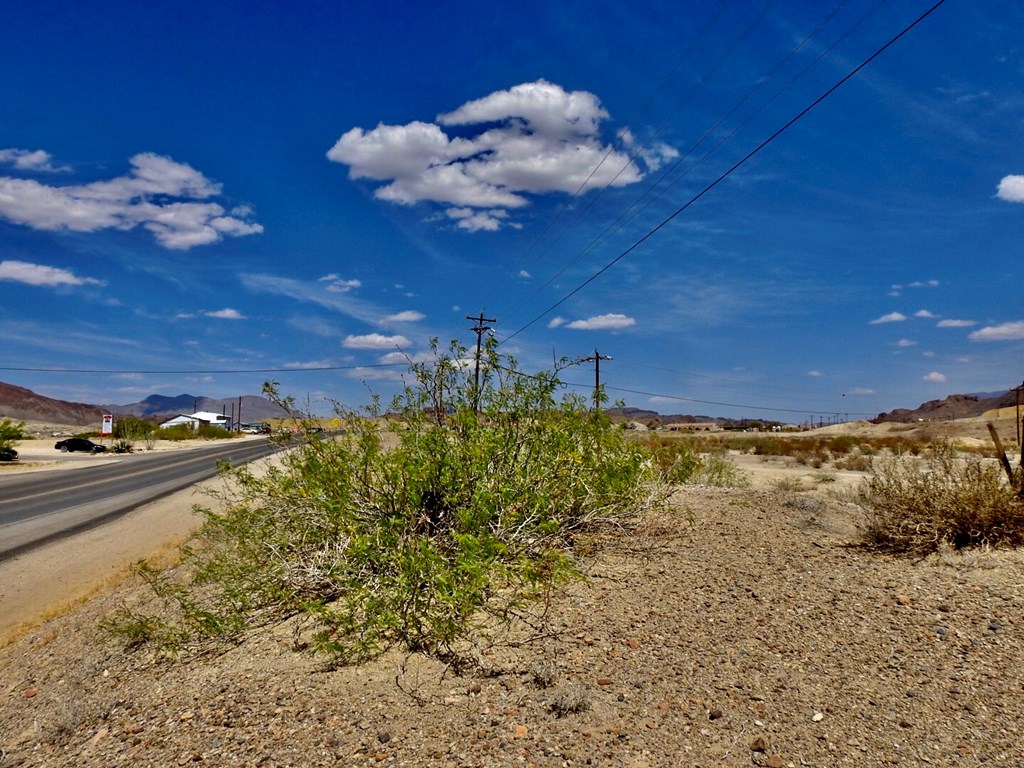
[872,390,1017,423]
[0,381,288,427]
[0,380,1018,429]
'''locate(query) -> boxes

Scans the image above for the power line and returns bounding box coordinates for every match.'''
[500,0,947,344]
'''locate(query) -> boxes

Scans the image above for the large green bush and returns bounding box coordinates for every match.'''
[0,418,25,450]
[110,340,660,664]
[858,441,1024,554]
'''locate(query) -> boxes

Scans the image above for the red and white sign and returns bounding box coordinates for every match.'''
[101,414,113,435]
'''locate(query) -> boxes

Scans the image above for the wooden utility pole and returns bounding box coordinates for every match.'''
[467,312,495,411]
[582,349,612,411]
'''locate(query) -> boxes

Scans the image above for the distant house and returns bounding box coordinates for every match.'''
[160,411,232,430]
[665,422,719,432]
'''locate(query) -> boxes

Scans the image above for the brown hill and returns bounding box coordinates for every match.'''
[873,390,1017,423]
[0,381,105,426]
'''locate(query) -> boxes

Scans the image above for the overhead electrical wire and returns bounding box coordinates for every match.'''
[500,0,947,344]
[497,0,879,330]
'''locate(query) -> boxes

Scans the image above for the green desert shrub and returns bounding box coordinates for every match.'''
[644,439,747,487]
[0,418,24,451]
[858,441,1024,554]
[109,339,660,665]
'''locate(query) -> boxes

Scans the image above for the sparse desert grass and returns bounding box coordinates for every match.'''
[858,441,1024,555]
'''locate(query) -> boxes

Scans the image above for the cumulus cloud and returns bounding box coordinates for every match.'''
[896,338,917,348]
[0,259,104,287]
[914,309,937,318]
[969,321,1024,341]
[0,148,68,173]
[204,308,245,319]
[327,80,672,231]
[548,316,566,329]
[908,280,940,288]
[343,333,411,349]
[384,310,425,323]
[0,152,262,249]
[937,319,976,328]
[924,371,947,383]
[564,313,636,330]
[869,312,907,324]
[996,175,1024,202]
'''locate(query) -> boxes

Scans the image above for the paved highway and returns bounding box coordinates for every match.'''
[0,438,283,560]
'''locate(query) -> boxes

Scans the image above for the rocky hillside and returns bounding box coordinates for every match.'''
[0,381,105,425]
[874,390,1017,423]
[0,381,288,426]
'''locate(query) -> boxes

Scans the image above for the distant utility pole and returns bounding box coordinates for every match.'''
[1016,380,1024,448]
[581,348,612,411]
[467,311,495,411]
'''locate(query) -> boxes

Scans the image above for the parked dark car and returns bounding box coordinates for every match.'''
[0,447,17,461]
[54,438,107,453]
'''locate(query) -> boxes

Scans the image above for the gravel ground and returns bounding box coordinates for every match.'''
[2,484,1023,767]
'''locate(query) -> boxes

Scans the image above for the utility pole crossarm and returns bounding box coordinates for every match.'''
[467,312,496,412]
[581,348,612,411]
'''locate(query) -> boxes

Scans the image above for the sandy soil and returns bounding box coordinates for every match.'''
[1,427,1022,766]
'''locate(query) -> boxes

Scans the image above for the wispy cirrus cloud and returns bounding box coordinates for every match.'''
[242,273,385,326]
[0,152,262,249]
[0,259,104,287]
[327,80,675,232]
[937,318,976,328]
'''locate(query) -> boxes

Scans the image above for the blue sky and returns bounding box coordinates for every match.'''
[1,0,1022,421]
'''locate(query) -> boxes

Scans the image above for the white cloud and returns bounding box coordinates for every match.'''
[548,316,566,329]
[914,309,936,318]
[565,313,636,330]
[996,174,1024,203]
[924,371,947,383]
[0,148,68,173]
[869,312,906,324]
[807,370,824,377]
[896,338,917,347]
[343,333,411,349]
[384,310,425,323]
[848,387,876,395]
[346,366,405,381]
[0,152,262,249]
[937,318,976,328]
[284,359,336,369]
[518,270,531,279]
[446,207,508,232]
[205,308,245,319]
[320,274,362,293]
[378,350,434,365]
[0,259,104,287]
[327,80,672,231]
[908,280,940,288]
[969,321,1024,341]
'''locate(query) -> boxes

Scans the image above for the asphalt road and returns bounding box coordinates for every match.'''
[0,438,283,561]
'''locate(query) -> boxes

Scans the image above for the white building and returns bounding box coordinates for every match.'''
[159,411,232,430]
